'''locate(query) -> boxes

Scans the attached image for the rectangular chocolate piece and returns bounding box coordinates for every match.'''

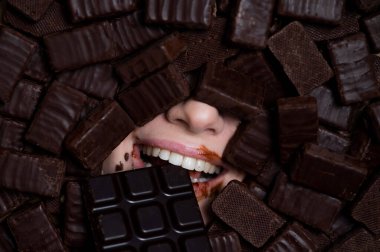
[255,157,281,188]
[65,100,135,170]
[209,232,242,252]
[229,0,275,48]
[145,0,213,29]
[367,102,380,142]
[0,149,65,197]
[26,83,87,154]
[0,188,29,219]
[317,127,351,154]
[117,65,190,126]
[268,173,343,231]
[24,45,51,82]
[291,143,368,200]
[8,0,53,21]
[278,0,344,25]
[268,22,333,95]
[0,116,27,152]
[328,32,380,105]
[363,13,380,53]
[68,0,137,22]
[7,204,65,252]
[330,228,378,251]
[83,164,211,251]
[327,214,355,241]
[354,0,380,13]
[0,225,16,252]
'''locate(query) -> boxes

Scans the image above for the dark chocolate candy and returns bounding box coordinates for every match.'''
[65,100,135,170]
[327,214,355,241]
[212,180,285,248]
[209,231,242,252]
[26,83,87,154]
[354,0,380,13]
[0,116,27,152]
[268,173,343,231]
[268,21,333,95]
[328,32,380,105]
[7,0,54,21]
[117,65,190,126]
[116,34,187,85]
[330,228,379,251]
[145,0,213,29]
[24,44,51,83]
[255,157,281,188]
[246,180,267,200]
[317,127,351,154]
[83,164,211,251]
[374,55,380,82]
[0,149,65,197]
[7,204,65,252]
[0,225,16,252]
[216,0,230,15]
[0,188,29,219]
[362,13,380,53]
[367,101,380,142]
[229,0,275,48]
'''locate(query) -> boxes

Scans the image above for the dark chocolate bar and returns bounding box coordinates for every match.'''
[366,102,380,142]
[317,127,351,154]
[7,0,54,21]
[246,180,267,200]
[330,228,379,251]
[0,116,27,152]
[354,0,380,13]
[363,13,380,53]
[216,0,230,15]
[255,157,281,188]
[209,231,242,252]
[24,45,51,82]
[0,225,16,252]
[327,214,355,241]
[0,188,29,219]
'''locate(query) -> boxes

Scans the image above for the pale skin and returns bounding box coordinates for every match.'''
[102,98,245,223]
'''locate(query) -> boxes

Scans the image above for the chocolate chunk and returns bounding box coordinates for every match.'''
[373,55,380,82]
[327,214,355,241]
[0,225,16,252]
[7,0,54,21]
[330,228,379,251]
[0,188,29,219]
[318,127,351,154]
[366,102,380,142]
[24,45,51,82]
[117,65,189,126]
[246,180,267,200]
[26,83,87,154]
[209,231,242,252]
[268,173,342,231]
[65,100,135,170]
[354,0,380,13]
[363,13,380,53]
[328,32,380,104]
[145,0,213,29]
[7,204,65,252]
[229,0,275,48]
[277,96,318,164]
[79,97,101,121]
[0,116,27,152]
[216,0,231,15]
[255,157,281,188]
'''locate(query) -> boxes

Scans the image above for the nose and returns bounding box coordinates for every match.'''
[165,99,224,135]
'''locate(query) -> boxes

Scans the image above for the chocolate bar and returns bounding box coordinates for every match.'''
[216,0,230,15]
[255,157,281,188]
[366,102,380,142]
[7,0,54,21]
[0,116,27,152]
[362,13,380,53]
[354,0,380,13]
[246,180,267,200]
[83,164,211,251]
[327,214,355,241]
[0,188,29,219]
[318,127,351,154]
[145,0,213,29]
[0,225,16,251]
[330,228,378,251]
[209,231,242,252]
[24,45,51,83]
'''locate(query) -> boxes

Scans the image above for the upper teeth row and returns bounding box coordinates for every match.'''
[142,145,220,174]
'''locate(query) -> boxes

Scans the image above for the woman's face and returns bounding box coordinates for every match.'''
[102,98,245,222]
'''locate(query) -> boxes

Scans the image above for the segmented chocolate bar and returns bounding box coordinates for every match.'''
[363,13,380,53]
[0,116,27,152]
[7,0,54,21]
[145,0,213,29]
[330,228,378,251]
[0,188,29,219]
[26,83,87,154]
[209,232,242,252]
[24,45,51,82]
[318,127,351,154]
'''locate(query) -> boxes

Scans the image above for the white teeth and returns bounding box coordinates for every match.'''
[203,162,212,173]
[158,149,170,160]
[146,146,153,156]
[152,147,160,157]
[168,152,184,166]
[182,157,196,170]
[194,159,206,171]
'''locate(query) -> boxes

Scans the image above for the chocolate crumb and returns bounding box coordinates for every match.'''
[115,162,123,172]
[124,153,129,162]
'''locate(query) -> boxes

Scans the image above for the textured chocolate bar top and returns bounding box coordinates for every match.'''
[7,0,54,21]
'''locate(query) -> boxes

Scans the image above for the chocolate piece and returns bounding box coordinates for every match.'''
[246,180,267,200]
[255,157,281,188]
[212,181,285,248]
[0,26,37,103]
[209,231,242,252]
[68,0,137,22]
[117,65,189,126]
[65,100,135,170]
[278,0,344,25]
[229,0,275,48]
[216,0,231,15]
[0,188,29,219]
[277,96,318,164]
[7,0,54,21]
[116,35,187,85]
[0,116,27,152]
[374,55,380,82]
[327,214,355,241]
[328,32,380,104]
[268,22,333,95]
[145,0,213,29]
[362,13,380,53]
[0,225,16,252]
[268,173,342,231]
[330,228,379,251]
[83,164,211,251]
[317,127,351,154]
[79,97,101,121]
[0,149,65,197]
[291,143,368,200]
[223,113,272,175]
[367,102,380,142]
[26,83,87,154]
[57,64,118,99]
[24,45,51,82]
[354,0,380,13]
[7,204,65,252]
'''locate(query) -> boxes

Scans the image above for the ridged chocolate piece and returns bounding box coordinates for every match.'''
[68,0,137,22]
[278,0,344,25]
[0,79,43,121]
[0,116,27,152]
[223,113,272,176]
[212,181,285,248]
[330,228,379,251]
[317,127,351,154]
[363,13,380,53]
[117,65,190,126]
[0,225,16,252]
[246,180,267,200]
[7,204,65,252]
[65,100,135,170]
[145,0,213,29]
[24,45,51,82]
[268,22,333,95]
[229,0,275,48]
[7,0,54,21]
[354,0,380,13]
[83,165,211,251]
[116,35,187,85]
[0,26,37,103]
[194,63,263,119]
[0,188,29,219]
[26,83,87,154]
[291,143,368,200]
[0,149,65,197]
[367,102,380,142]
[209,232,242,252]
[351,176,380,236]
[277,96,318,164]
[57,64,118,99]
[328,32,380,105]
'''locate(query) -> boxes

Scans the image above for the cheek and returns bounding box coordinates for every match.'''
[102,134,135,174]
[221,168,246,188]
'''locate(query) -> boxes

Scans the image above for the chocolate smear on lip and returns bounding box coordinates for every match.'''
[197,145,220,162]
[124,152,129,162]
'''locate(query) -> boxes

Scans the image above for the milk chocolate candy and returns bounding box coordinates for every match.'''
[0,188,29,219]
[0,116,27,152]
[362,13,380,53]
[268,22,333,95]
[0,225,16,252]
[277,96,318,164]
[354,0,380,13]
[117,65,190,126]
[291,143,368,200]
[367,102,380,142]
[7,0,54,21]
[145,0,213,29]
[24,45,51,83]
[26,83,87,155]
[330,228,379,251]
[7,204,65,252]
[328,32,380,105]
[268,173,342,231]
[67,0,137,22]
[317,127,351,154]
[65,100,135,170]
[229,0,275,48]
[209,232,242,252]
[116,35,187,85]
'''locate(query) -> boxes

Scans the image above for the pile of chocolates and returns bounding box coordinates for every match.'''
[0,0,379,251]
